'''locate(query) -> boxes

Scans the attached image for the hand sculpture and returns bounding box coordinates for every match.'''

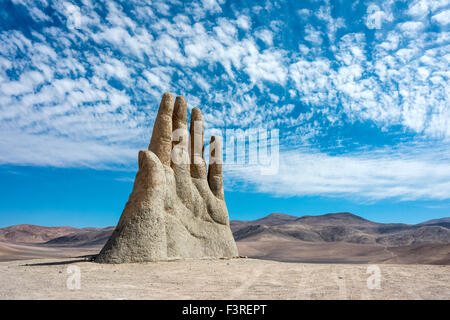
[95,93,238,263]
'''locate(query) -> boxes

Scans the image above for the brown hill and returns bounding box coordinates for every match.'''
[296,212,377,226]
[419,217,450,225]
[0,224,79,244]
[233,212,450,247]
[417,217,450,230]
[44,227,115,247]
[231,212,299,232]
[233,212,450,264]
[0,224,113,247]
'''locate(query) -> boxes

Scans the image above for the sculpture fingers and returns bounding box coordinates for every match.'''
[207,135,224,200]
[171,96,189,169]
[189,107,207,179]
[149,92,174,166]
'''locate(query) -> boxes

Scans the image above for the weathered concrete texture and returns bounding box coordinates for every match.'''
[95,93,238,263]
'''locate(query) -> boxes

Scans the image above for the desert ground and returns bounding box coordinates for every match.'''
[0,246,449,299]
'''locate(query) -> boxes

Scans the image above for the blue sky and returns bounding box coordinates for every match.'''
[0,0,449,227]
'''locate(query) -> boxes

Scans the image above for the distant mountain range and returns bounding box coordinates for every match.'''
[1,212,449,264]
[0,224,81,244]
[231,212,450,246]
[0,224,114,246]
[231,213,450,265]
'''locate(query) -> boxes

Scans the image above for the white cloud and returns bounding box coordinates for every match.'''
[243,48,288,85]
[289,58,334,106]
[304,25,323,45]
[399,21,425,34]
[202,0,222,13]
[378,31,400,51]
[255,29,274,46]
[0,129,136,168]
[407,0,431,17]
[188,0,222,19]
[94,58,131,81]
[143,67,174,90]
[297,8,311,19]
[236,15,251,30]
[407,0,449,17]
[154,2,171,16]
[432,10,450,25]
[226,145,450,200]
[316,3,345,42]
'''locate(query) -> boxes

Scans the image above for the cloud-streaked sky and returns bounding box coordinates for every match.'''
[0,0,449,227]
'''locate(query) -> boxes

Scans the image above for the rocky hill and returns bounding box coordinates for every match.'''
[0,224,79,244]
[232,212,450,247]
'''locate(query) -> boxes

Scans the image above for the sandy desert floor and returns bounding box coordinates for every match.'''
[0,257,449,300]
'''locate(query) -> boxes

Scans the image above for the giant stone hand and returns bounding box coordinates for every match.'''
[95,93,238,263]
